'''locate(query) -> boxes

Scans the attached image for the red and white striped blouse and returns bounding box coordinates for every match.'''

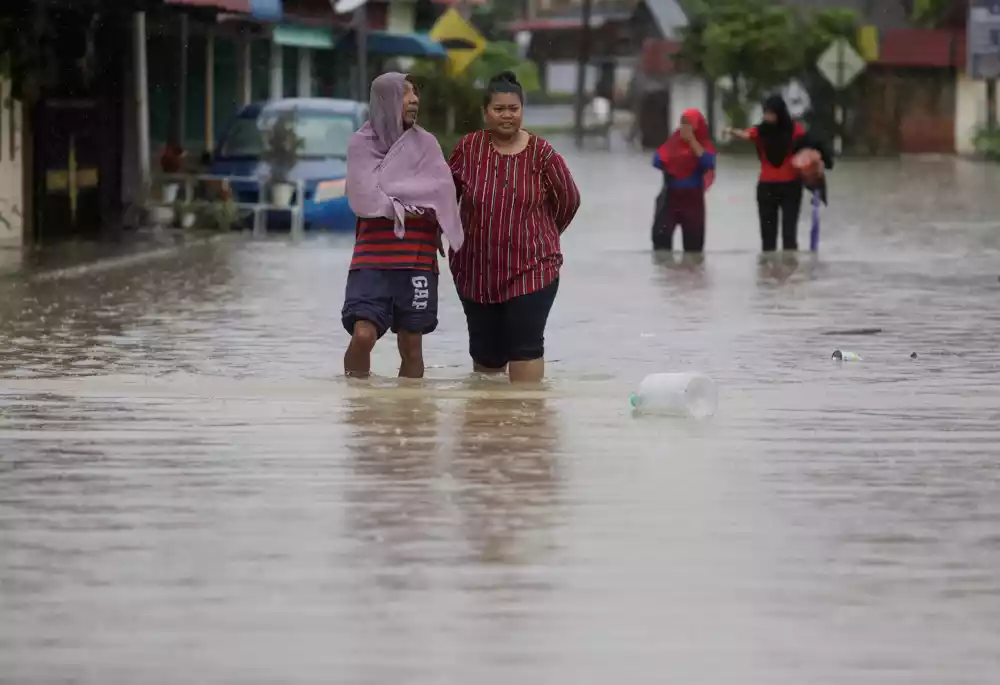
[448,130,581,304]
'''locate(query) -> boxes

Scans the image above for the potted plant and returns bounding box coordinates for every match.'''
[259,109,304,209]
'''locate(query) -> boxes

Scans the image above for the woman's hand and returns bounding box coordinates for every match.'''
[724,126,750,141]
[681,123,704,156]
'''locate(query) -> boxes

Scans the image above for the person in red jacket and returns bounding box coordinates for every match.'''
[726,94,827,252]
[651,108,717,253]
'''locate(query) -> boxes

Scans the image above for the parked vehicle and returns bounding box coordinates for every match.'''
[208,98,369,232]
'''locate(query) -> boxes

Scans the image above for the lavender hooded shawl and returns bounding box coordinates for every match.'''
[346,72,464,252]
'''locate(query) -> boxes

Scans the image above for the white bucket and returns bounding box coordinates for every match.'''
[162,183,180,203]
[271,183,295,208]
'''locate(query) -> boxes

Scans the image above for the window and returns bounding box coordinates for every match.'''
[219,112,356,159]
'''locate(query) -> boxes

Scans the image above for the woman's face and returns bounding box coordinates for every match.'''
[485,92,523,136]
[762,110,778,124]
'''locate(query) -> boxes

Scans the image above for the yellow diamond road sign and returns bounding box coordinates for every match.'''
[429,8,486,76]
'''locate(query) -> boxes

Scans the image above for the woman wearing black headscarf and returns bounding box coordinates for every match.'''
[726,95,831,251]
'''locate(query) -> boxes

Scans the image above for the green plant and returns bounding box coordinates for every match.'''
[678,0,857,126]
[905,0,955,27]
[411,43,542,138]
[974,127,1000,161]
[198,199,239,231]
[172,198,238,231]
[260,109,304,184]
[0,12,57,102]
[467,42,541,94]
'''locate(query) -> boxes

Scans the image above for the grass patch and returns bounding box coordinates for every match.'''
[974,127,1000,161]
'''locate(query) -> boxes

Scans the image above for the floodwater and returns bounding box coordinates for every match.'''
[2,144,1000,684]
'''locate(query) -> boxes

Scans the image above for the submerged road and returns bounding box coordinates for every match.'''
[2,142,1000,684]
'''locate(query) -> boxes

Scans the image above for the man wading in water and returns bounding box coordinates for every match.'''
[341,72,464,378]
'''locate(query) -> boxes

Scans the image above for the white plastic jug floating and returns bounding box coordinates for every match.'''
[630,372,718,418]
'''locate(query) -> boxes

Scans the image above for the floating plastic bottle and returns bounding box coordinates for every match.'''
[630,372,718,418]
[832,350,861,361]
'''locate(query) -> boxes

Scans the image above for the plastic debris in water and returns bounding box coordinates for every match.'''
[630,372,718,418]
[832,350,861,361]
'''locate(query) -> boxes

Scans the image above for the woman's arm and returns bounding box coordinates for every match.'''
[543,149,581,234]
[723,126,754,142]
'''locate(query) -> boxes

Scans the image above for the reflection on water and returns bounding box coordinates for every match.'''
[451,394,560,565]
[2,156,1000,683]
[344,390,448,576]
[343,386,562,568]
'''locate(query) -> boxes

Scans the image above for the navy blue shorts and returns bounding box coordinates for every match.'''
[341,269,439,338]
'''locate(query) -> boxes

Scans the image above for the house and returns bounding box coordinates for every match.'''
[508,0,687,98]
[0,0,450,247]
[1,0,156,246]
[787,0,996,154]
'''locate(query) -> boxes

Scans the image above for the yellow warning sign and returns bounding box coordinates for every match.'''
[429,8,487,76]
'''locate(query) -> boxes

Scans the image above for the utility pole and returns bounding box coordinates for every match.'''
[988,79,997,131]
[573,0,593,149]
[333,0,369,101]
[355,4,368,102]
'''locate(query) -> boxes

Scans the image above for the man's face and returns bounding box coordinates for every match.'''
[402,80,420,128]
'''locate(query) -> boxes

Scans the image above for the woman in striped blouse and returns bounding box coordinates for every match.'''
[448,71,581,383]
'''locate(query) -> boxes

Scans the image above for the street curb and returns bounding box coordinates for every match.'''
[21,233,239,284]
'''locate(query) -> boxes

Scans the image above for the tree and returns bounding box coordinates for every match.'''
[469,0,522,42]
[678,0,802,127]
[678,0,858,127]
[905,0,964,27]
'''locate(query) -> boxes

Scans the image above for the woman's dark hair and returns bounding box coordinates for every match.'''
[483,71,524,107]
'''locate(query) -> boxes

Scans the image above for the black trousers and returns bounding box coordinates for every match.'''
[461,279,559,369]
[651,186,671,250]
[757,181,803,251]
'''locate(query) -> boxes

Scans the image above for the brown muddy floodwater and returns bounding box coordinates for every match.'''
[2,145,1000,684]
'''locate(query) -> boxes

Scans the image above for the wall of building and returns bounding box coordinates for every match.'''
[0,77,24,247]
[668,75,722,134]
[956,74,1000,154]
[387,1,417,33]
[543,60,634,98]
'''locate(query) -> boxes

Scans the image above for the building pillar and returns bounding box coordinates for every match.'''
[238,36,253,106]
[170,13,189,149]
[269,39,283,100]
[297,48,313,97]
[0,76,25,247]
[205,30,215,152]
[133,11,151,200]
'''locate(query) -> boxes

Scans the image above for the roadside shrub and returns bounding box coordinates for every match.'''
[973,126,1000,161]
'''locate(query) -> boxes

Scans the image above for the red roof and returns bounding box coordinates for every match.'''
[165,0,251,11]
[506,12,632,32]
[876,28,966,69]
